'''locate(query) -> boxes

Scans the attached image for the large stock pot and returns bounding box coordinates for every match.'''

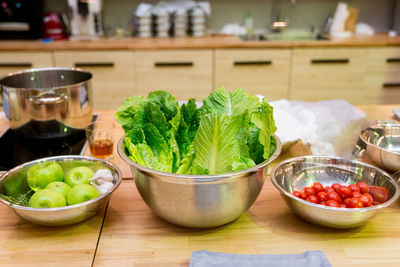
[0,68,93,139]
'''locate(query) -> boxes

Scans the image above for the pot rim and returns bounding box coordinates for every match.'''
[117,134,282,180]
[0,67,92,91]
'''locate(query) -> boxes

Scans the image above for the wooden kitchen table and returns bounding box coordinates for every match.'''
[1,106,400,266]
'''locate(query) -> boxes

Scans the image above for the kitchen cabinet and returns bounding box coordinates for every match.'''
[0,52,53,78]
[54,51,135,109]
[289,47,369,104]
[135,50,213,101]
[214,48,290,100]
[363,47,400,104]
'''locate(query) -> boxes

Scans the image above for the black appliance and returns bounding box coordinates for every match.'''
[0,115,98,171]
[0,0,44,39]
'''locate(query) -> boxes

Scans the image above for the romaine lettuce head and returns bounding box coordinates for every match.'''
[116,88,277,175]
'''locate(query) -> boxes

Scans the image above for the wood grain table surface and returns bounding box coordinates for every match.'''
[1,105,400,266]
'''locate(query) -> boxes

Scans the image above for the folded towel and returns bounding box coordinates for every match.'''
[189,250,332,267]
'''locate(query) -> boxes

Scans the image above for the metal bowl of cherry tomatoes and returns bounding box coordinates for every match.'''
[270,156,400,228]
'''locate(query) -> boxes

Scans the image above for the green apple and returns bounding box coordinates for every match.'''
[45,182,72,198]
[67,184,100,205]
[64,166,94,187]
[28,189,66,208]
[27,162,64,192]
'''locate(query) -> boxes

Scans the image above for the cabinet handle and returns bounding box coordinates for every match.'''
[74,62,115,67]
[0,62,32,68]
[383,82,400,88]
[154,62,193,67]
[386,58,400,63]
[311,59,349,64]
[233,60,272,66]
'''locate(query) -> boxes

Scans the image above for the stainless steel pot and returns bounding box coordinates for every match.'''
[0,67,93,139]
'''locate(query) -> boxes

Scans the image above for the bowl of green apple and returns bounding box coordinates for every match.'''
[0,155,122,226]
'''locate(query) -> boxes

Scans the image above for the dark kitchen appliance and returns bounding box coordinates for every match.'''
[0,0,44,39]
[0,114,98,171]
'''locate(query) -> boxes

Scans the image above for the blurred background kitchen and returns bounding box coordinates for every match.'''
[1,0,400,109]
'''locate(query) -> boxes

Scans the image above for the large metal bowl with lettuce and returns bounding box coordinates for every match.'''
[116,88,281,228]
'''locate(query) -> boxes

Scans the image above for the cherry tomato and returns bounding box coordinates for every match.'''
[327,191,342,203]
[324,186,335,193]
[312,182,324,193]
[359,194,372,207]
[302,187,316,197]
[340,203,347,208]
[369,186,389,203]
[325,200,340,207]
[317,191,328,201]
[292,190,302,199]
[363,193,374,204]
[348,184,360,192]
[300,191,307,199]
[320,201,326,206]
[306,195,319,204]
[348,197,364,208]
[338,186,352,199]
[352,191,362,198]
[357,182,370,194]
[373,201,382,206]
[343,197,351,206]
[331,183,342,193]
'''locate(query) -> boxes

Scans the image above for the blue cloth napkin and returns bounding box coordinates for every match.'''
[189,250,332,267]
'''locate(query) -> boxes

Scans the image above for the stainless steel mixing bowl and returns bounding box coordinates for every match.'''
[356,121,400,172]
[118,136,282,228]
[270,156,400,228]
[0,155,122,226]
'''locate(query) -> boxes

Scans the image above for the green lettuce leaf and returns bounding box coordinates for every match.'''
[190,113,254,175]
[200,87,260,116]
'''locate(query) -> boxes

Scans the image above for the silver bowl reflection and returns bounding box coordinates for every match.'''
[117,136,282,228]
[270,156,400,228]
[358,121,400,172]
[0,156,122,226]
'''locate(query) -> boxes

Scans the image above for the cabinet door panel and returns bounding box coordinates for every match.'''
[135,50,212,100]
[54,51,135,109]
[215,48,290,100]
[0,52,53,78]
[290,48,368,104]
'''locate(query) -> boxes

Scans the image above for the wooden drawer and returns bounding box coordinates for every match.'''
[215,48,290,100]
[135,50,212,101]
[0,52,53,79]
[363,47,400,103]
[290,48,368,104]
[54,51,135,109]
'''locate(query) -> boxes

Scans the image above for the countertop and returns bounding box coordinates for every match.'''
[1,106,400,266]
[1,34,400,51]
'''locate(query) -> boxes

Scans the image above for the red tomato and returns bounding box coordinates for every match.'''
[369,186,389,203]
[359,194,372,207]
[302,187,316,197]
[338,186,352,199]
[292,190,302,199]
[306,195,319,204]
[325,200,340,207]
[327,191,342,203]
[324,186,335,193]
[348,197,364,208]
[320,201,326,206]
[363,193,373,204]
[301,191,307,199]
[312,182,324,193]
[343,197,351,206]
[357,182,370,194]
[348,184,360,192]
[373,201,382,206]
[340,203,347,208]
[352,191,362,198]
[317,191,328,201]
[331,183,342,193]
